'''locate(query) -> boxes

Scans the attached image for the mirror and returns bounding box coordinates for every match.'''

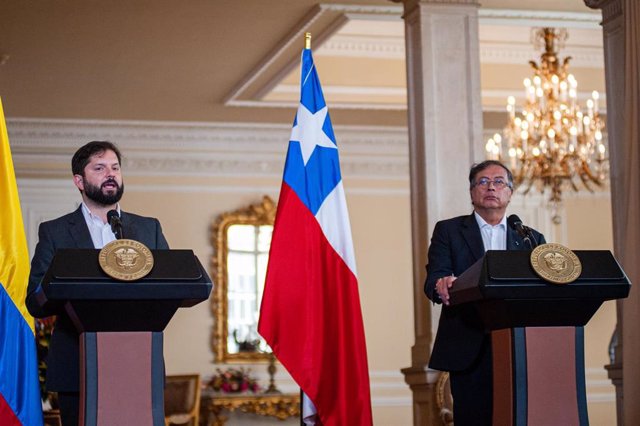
[211,196,276,362]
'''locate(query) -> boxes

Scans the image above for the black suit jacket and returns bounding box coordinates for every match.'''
[425,213,544,372]
[26,206,169,392]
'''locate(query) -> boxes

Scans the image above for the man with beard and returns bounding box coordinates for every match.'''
[26,141,169,426]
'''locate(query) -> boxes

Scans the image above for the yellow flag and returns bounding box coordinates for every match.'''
[0,96,34,332]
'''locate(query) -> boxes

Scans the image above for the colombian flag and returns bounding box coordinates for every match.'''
[258,48,372,425]
[0,97,43,426]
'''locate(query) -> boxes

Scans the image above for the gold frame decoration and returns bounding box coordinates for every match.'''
[200,391,300,426]
[211,196,276,363]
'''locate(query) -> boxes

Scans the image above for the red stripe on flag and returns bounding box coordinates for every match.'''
[259,183,372,426]
[0,392,22,426]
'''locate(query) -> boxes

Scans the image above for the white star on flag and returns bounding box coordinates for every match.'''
[290,104,336,165]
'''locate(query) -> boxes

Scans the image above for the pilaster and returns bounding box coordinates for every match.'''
[583,1,624,424]
[394,0,483,424]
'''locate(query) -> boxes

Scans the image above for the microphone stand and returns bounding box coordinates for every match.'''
[523,226,538,249]
[108,214,124,240]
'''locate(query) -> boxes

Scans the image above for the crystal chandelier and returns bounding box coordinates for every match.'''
[485,28,608,222]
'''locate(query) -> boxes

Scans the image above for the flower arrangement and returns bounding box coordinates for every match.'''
[207,367,260,393]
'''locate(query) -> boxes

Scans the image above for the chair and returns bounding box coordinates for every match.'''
[43,410,61,426]
[164,374,201,426]
[435,372,454,425]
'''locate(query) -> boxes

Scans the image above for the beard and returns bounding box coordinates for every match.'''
[83,178,124,206]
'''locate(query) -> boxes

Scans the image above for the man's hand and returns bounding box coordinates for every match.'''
[436,275,456,306]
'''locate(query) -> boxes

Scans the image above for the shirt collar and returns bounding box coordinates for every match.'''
[81,202,121,224]
[474,211,507,229]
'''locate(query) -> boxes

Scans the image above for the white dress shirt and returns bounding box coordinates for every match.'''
[80,202,119,249]
[474,211,507,252]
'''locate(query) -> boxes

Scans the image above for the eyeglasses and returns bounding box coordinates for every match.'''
[473,177,512,189]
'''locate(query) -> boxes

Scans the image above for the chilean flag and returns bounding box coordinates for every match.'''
[258,49,373,425]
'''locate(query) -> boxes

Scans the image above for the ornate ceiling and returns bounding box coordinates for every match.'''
[0,1,603,126]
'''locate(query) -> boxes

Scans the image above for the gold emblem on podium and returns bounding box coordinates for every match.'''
[98,239,154,281]
[530,243,582,284]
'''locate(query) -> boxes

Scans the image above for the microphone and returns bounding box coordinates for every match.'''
[507,214,537,249]
[107,209,124,240]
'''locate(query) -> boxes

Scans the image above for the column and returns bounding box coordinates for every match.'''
[393,1,484,424]
[585,1,640,425]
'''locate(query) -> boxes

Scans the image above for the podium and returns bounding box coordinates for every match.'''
[40,248,213,426]
[450,249,630,426]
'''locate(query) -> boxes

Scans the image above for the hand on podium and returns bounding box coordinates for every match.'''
[435,275,456,306]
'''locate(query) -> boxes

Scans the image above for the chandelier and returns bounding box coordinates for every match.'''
[485,28,608,222]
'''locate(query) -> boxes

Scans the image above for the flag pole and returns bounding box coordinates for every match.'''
[300,391,304,426]
[300,30,311,426]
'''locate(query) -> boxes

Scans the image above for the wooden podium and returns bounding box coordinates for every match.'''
[450,249,630,426]
[41,249,213,426]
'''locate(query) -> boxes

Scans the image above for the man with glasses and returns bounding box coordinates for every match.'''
[424,160,545,425]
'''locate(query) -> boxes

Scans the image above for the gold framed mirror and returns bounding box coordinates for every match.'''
[211,196,276,362]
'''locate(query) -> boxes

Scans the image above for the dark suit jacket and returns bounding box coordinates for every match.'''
[26,206,169,392]
[425,213,544,372]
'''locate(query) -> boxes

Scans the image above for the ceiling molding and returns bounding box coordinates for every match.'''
[224,4,402,107]
[8,118,409,180]
[317,34,405,59]
[478,9,602,28]
[224,5,604,111]
[317,36,604,67]
[319,3,403,15]
[480,43,603,67]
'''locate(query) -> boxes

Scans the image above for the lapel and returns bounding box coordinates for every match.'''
[119,211,138,241]
[68,206,95,248]
[507,226,525,251]
[461,213,485,262]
